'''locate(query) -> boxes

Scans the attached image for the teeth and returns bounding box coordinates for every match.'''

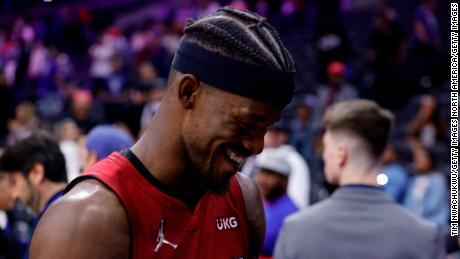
[226,149,245,164]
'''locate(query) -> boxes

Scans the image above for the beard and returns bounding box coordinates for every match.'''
[181,134,231,195]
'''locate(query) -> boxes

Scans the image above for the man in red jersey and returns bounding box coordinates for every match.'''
[30,7,296,259]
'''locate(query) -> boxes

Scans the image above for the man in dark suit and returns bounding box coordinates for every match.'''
[274,100,445,259]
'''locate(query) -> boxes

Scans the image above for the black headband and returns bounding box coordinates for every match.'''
[172,40,296,105]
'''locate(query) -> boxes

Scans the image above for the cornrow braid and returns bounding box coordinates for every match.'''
[183,6,295,72]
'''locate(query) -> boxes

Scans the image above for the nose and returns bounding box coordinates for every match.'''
[243,135,264,155]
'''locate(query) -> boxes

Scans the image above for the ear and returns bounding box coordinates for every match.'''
[177,74,201,109]
[28,164,45,187]
[337,144,348,168]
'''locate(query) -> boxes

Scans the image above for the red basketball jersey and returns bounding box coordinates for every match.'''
[71,151,249,259]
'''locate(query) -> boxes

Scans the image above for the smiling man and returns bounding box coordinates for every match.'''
[30,7,295,259]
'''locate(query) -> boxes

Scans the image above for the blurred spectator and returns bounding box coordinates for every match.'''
[315,2,352,82]
[403,147,449,228]
[368,5,405,70]
[255,147,299,258]
[137,62,159,85]
[365,5,412,108]
[0,133,67,217]
[82,125,133,170]
[0,171,21,259]
[408,94,447,149]
[381,144,409,204]
[116,82,152,138]
[0,73,14,146]
[264,123,310,208]
[412,0,441,81]
[289,95,316,162]
[66,89,104,134]
[55,118,82,182]
[0,133,67,258]
[311,61,358,130]
[7,102,39,145]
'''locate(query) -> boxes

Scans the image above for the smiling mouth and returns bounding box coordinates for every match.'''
[224,148,246,166]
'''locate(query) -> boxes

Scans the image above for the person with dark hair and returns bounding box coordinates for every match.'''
[403,147,449,228]
[0,133,67,218]
[30,7,296,259]
[381,144,409,204]
[255,148,298,258]
[0,170,21,259]
[274,100,445,259]
[0,133,68,259]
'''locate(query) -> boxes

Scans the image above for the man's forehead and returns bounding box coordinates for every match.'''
[236,105,281,123]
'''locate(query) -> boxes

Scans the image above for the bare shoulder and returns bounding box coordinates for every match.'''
[235,173,265,259]
[30,179,130,259]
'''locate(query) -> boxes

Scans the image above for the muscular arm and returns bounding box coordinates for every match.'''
[30,180,130,259]
[236,173,265,259]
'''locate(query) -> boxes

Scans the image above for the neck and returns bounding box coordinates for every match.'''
[131,109,194,192]
[339,163,381,186]
[38,181,66,212]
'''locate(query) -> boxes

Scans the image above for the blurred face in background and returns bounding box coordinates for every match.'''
[16,102,36,124]
[255,169,288,201]
[296,105,310,122]
[71,90,92,120]
[413,148,433,174]
[59,120,80,141]
[9,171,35,210]
[264,128,288,148]
[0,173,17,211]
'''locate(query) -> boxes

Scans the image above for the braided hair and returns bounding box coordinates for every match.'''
[182,7,295,72]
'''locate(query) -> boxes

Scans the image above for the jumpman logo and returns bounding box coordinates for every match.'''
[154,219,178,253]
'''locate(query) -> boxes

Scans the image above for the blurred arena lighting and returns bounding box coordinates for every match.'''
[377,173,389,186]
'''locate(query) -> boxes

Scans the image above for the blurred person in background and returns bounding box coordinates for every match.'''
[0,168,21,259]
[261,122,310,208]
[381,144,409,204]
[412,0,441,83]
[66,89,104,134]
[89,34,115,83]
[0,133,67,222]
[55,118,81,182]
[315,13,352,81]
[255,148,298,259]
[403,147,449,228]
[0,72,14,146]
[0,133,67,258]
[116,82,151,139]
[366,5,410,109]
[289,95,316,163]
[81,125,133,170]
[7,102,39,145]
[274,100,445,259]
[407,94,447,150]
[311,61,358,131]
